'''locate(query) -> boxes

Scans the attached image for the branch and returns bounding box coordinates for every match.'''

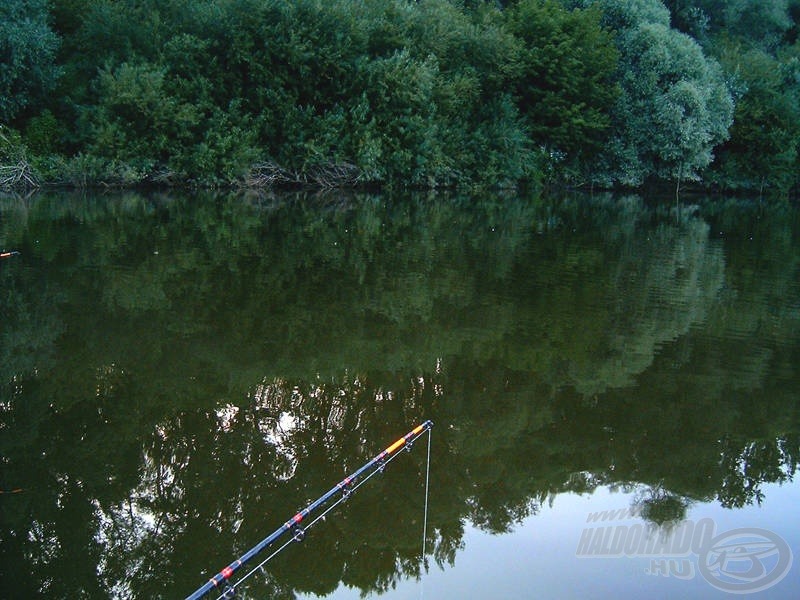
[243,161,361,189]
[0,160,40,190]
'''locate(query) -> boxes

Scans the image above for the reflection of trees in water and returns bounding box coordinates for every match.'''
[520,198,726,396]
[83,374,445,598]
[632,485,690,526]
[1,192,799,598]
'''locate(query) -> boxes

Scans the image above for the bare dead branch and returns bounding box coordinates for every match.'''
[243,161,361,189]
[0,160,40,190]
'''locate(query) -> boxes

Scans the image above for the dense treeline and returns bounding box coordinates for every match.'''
[1,0,798,193]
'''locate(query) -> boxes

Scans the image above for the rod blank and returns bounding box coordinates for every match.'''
[186,420,433,600]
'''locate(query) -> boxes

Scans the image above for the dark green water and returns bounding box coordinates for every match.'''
[1,191,798,599]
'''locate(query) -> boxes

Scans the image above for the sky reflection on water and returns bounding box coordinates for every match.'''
[1,191,798,598]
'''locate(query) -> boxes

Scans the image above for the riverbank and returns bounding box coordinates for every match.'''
[2,156,796,203]
[4,2,799,201]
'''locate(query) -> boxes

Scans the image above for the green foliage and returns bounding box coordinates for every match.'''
[667,1,800,194]
[585,0,733,186]
[577,0,672,29]
[0,125,26,163]
[89,62,177,163]
[662,0,711,40]
[711,45,800,194]
[627,22,732,181]
[36,153,154,187]
[174,104,261,183]
[2,0,797,191]
[23,110,64,156]
[0,0,61,123]
[689,0,794,49]
[18,0,540,187]
[356,50,444,183]
[506,0,619,168]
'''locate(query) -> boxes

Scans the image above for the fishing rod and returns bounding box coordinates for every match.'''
[0,251,20,259]
[186,419,434,600]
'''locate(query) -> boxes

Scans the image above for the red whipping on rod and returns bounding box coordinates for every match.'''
[186,420,434,600]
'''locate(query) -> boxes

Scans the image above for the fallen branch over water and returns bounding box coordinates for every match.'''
[244,161,361,188]
[0,160,39,190]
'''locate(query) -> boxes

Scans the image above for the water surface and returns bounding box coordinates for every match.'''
[1,191,798,598]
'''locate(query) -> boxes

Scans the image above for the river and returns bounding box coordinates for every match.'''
[1,190,798,598]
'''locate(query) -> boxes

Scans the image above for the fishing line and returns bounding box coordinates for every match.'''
[220,457,388,599]
[422,425,431,564]
[217,435,422,600]
[422,426,432,581]
[419,425,432,600]
[188,421,433,600]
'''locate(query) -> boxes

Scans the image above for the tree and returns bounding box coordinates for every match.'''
[505,0,619,175]
[626,22,733,190]
[712,45,800,196]
[582,0,733,189]
[661,0,711,41]
[720,0,793,49]
[0,0,61,123]
[574,0,673,30]
[664,0,795,48]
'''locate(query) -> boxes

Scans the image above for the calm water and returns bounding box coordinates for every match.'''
[1,191,798,599]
